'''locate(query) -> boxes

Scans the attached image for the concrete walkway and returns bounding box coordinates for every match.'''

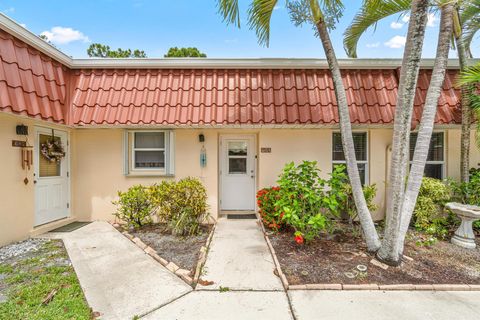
[53,222,192,320]
[143,291,293,320]
[289,290,480,320]
[197,218,283,291]
[39,220,480,319]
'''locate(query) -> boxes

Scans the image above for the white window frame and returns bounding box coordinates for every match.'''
[409,130,446,180]
[124,130,175,176]
[332,131,369,185]
[132,131,166,171]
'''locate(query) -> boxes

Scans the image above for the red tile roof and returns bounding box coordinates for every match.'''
[70,68,460,126]
[0,28,462,127]
[0,30,67,123]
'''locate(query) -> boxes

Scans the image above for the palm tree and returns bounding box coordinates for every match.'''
[344,0,455,264]
[217,0,381,252]
[458,63,480,148]
[459,1,480,182]
[344,1,480,182]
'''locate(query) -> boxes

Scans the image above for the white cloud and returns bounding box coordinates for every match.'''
[366,42,380,48]
[40,26,89,44]
[427,13,438,27]
[384,35,406,49]
[19,23,27,28]
[3,7,14,14]
[390,21,403,29]
[401,15,410,23]
[273,4,282,10]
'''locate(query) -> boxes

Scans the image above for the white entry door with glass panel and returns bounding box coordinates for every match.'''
[34,127,70,226]
[220,135,256,211]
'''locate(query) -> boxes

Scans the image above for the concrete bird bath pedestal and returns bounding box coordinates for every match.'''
[446,202,480,249]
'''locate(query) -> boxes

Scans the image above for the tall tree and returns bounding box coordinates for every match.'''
[458,63,480,148]
[164,47,207,57]
[344,0,455,264]
[344,1,480,183]
[87,43,147,58]
[217,0,382,251]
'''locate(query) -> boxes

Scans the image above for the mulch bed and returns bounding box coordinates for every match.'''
[269,226,480,285]
[127,224,212,271]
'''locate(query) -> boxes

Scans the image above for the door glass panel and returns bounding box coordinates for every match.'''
[39,134,61,177]
[229,158,247,174]
[228,141,247,156]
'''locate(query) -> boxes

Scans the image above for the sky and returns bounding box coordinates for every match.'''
[1,0,479,59]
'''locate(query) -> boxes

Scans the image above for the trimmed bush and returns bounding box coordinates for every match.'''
[413,177,453,239]
[112,185,155,228]
[152,177,209,236]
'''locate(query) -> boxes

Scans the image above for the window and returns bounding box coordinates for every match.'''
[125,130,174,175]
[228,141,248,174]
[332,132,368,184]
[409,132,444,179]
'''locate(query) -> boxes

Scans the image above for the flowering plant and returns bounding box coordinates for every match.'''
[40,138,65,162]
[256,187,284,231]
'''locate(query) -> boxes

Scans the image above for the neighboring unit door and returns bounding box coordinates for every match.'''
[220,135,256,211]
[34,127,70,226]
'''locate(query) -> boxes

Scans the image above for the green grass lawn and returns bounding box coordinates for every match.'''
[0,240,92,320]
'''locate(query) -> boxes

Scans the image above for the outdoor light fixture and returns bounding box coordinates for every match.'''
[16,124,28,135]
[198,133,205,142]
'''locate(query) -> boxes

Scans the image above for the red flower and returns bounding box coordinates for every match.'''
[279,212,284,219]
[294,235,304,244]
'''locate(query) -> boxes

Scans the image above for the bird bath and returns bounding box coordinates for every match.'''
[446,202,480,249]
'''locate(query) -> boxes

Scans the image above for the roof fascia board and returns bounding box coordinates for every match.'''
[0,13,73,66]
[70,58,471,69]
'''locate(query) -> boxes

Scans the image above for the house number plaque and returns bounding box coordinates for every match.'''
[260,147,271,153]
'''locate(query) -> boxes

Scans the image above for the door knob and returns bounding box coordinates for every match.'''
[33,180,37,184]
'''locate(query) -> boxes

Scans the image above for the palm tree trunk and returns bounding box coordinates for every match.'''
[376,0,429,265]
[457,32,472,183]
[396,3,455,255]
[315,19,381,252]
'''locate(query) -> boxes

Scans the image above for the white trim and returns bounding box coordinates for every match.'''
[130,130,167,172]
[219,134,257,211]
[1,13,477,70]
[33,126,71,226]
[332,131,369,184]
[409,130,446,180]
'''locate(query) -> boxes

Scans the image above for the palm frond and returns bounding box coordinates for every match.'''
[460,0,480,56]
[457,63,480,86]
[247,0,279,46]
[344,0,411,58]
[217,0,241,27]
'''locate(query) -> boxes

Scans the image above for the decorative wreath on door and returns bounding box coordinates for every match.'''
[40,130,66,163]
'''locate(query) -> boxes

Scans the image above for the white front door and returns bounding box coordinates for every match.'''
[34,127,70,226]
[220,135,256,211]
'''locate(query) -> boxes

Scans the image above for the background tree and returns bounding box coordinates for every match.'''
[344,0,456,264]
[217,0,381,252]
[458,63,480,148]
[87,43,147,58]
[164,47,207,57]
[344,1,480,183]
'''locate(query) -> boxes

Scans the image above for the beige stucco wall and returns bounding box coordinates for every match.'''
[73,129,219,222]
[3,112,480,246]
[258,128,392,220]
[0,113,75,246]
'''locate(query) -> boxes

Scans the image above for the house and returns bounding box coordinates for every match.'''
[1,14,479,247]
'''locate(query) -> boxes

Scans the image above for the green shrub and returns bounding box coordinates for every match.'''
[413,177,453,239]
[257,187,283,231]
[275,161,333,243]
[332,165,378,222]
[112,185,156,228]
[152,177,209,236]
